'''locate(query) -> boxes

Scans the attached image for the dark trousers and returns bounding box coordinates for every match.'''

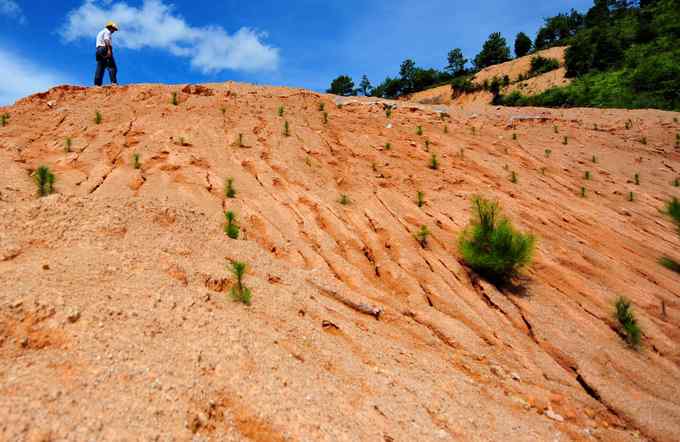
[94,46,118,86]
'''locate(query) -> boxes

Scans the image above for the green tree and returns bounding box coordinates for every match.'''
[474,32,511,69]
[514,32,533,57]
[399,59,417,93]
[327,75,356,96]
[446,48,467,75]
[359,75,372,96]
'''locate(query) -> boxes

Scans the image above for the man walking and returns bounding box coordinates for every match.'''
[94,21,118,86]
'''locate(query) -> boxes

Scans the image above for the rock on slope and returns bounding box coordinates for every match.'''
[0,82,679,441]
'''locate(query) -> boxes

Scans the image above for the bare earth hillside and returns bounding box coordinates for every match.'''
[408,47,569,106]
[1,82,679,441]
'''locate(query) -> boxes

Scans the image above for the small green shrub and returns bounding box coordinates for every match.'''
[238,133,244,147]
[674,178,679,187]
[424,140,430,151]
[675,133,679,148]
[220,107,226,115]
[562,136,568,145]
[384,142,391,150]
[580,187,587,198]
[592,155,597,163]
[33,166,55,197]
[283,121,290,137]
[615,297,641,348]
[415,225,430,248]
[133,153,141,169]
[665,197,680,233]
[171,92,178,106]
[529,56,560,76]
[628,191,635,202]
[323,112,328,124]
[659,257,680,273]
[95,111,102,125]
[1,113,10,127]
[416,191,425,208]
[553,125,559,134]
[584,171,591,180]
[416,126,423,136]
[625,119,632,130]
[510,171,518,183]
[224,211,240,239]
[458,196,536,284]
[634,173,640,185]
[230,261,252,305]
[512,133,517,140]
[640,137,647,145]
[339,194,350,205]
[428,154,439,170]
[64,138,72,153]
[385,108,392,118]
[545,149,552,157]
[225,178,236,198]
[278,106,284,117]
[318,103,325,112]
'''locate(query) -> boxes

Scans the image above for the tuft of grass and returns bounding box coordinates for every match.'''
[229,261,252,305]
[512,133,517,140]
[323,112,328,124]
[634,173,640,185]
[580,187,587,198]
[225,177,236,198]
[510,171,518,183]
[1,113,10,127]
[283,121,290,137]
[458,196,536,284]
[416,126,423,136]
[64,137,72,153]
[544,149,552,158]
[385,108,392,118]
[562,136,568,145]
[133,152,141,169]
[424,139,430,151]
[615,297,641,348]
[640,137,647,145]
[659,257,680,273]
[384,142,391,150]
[428,153,439,170]
[628,191,635,202]
[415,225,430,248]
[277,106,284,117]
[94,111,102,125]
[416,191,425,208]
[339,194,350,205]
[171,92,178,106]
[224,211,240,239]
[584,171,591,180]
[318,103,325,112]
[665,197,680,233]
[33,166,55,197]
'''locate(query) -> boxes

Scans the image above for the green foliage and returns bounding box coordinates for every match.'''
[95,111,102,125]
[385,107,392,118]
[510,171,518,183]
[318,102,325,112]
[283,121,290,137]
[327,75,356,96]
[238,133,244,147]
[225,178,236,198]
[640,136,647,145]
[417,191,425,207]
[64,138,72,153]
[665,197,680,233]
[512,133,517,140]
[458,196,536,284]
[359,75,372,96]
[592,154,598,163]
[674,178,679,187]
[0,113,9,127]
[34,166,55,197]
[584,171,591,180]
[171,92,178,106]
[323,112,328,124]
[446,48,468,75]
[415,225,430,248]
[451,75,481,97]
[515,32,533,57]
[615,297,641,348]
[428,153,439,170]
[416,126,423,136]
[563,136,568,145]
[553,125,559,134]
[474,32,511,70]
[634,173,640,185]
[384,142,391,150]
[628,191,635,202]
[224,211,240,239]
[339,194,351,205]
[221,107,226,115]
[534,9,584,50]
[625,119,632,129]
[229,261,252,305]
[133,152,141,169]
[580,186,587,198]
[529,56,560,76]
[659,257,680,273]
[278,106,284,117]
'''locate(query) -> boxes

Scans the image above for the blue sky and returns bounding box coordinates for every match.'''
[0,0,593,105]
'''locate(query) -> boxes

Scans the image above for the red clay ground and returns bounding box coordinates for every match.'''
[0,82,679,441]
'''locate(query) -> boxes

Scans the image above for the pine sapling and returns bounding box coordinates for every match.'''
[592,155,597,163]
[415,225,430,248]
[545,149,552,158]
[428,153,439,170]
[238,133,244,147]
[674,178,679,187]
[339,194,350,205]
[283,121,290,137]
[1,113,10,127]
[318,103,325,112]
[278,106,284,117]
[580,187,586,198]
[424,140,430,151]
[323,112,328,124]
[384,142,391,150]
[625,119,632,130]
[64,137,72,153]
[385,108,392,118]
[224,211,240,239]
[229,261,252,305]
[634,173,640,185]
[512,133,517,140]
[95,111,102,125]
[33,166,55,197]
[225,178,236,198]
[553,125,558,134]
[628,191,635,202]
[133,152,141,169]
[416,126,423,136]
[562,136,568,145]
[171,92,178,106]
[416,191,425,208]
[510,171,518,183]
[615,297,641,348]
[584,171,591,180]
[640,137,647,145]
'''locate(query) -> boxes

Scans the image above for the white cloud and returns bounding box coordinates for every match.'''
[0,47,69,105]
[60,0,279,73]
[0,0,26,23]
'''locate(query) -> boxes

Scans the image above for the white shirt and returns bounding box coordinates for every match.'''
[96,28,112,48]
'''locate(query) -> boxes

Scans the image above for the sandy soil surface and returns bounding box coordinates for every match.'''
[408,47,569,106]
[1,82,679,441]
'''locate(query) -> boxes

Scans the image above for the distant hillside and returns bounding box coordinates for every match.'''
[406,47,568,106]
